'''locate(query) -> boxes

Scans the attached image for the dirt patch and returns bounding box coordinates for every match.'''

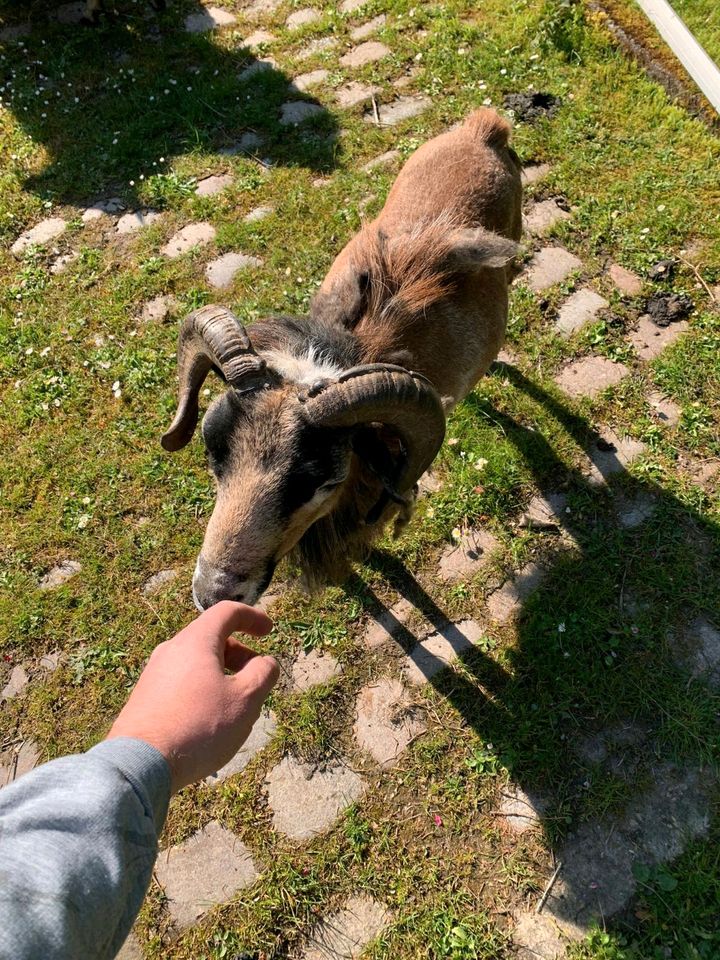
[644,292,694,326]
[503,92,561,122]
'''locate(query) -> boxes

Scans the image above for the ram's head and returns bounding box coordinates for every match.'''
[162,306,445,609]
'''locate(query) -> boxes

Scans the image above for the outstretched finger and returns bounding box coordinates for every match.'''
[177,601,273,654]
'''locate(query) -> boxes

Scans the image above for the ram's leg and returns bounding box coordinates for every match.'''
[393,485,417,538]
[81,0,104,25]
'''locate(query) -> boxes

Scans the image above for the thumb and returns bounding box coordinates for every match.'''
[230,653,280,705]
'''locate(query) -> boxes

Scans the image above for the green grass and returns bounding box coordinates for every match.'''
[1,0,719,957]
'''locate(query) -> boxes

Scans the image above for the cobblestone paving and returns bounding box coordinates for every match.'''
[1,3,718,958]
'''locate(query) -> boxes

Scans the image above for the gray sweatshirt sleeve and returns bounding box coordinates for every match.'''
[0,737,171,960]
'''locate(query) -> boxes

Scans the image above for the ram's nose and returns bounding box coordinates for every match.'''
[191,556,260,611]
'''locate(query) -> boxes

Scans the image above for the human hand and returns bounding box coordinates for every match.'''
[107,601,278,792]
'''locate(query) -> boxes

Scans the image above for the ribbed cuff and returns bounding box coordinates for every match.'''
[89,737,171,831]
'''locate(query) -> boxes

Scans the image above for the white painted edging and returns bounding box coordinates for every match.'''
[635,0,720,113]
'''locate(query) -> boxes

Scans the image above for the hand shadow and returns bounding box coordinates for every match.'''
[0,0,339,206]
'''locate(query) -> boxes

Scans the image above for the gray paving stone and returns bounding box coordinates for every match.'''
[0,23,31,41]
[629,315,689,361]
[609,263,643,297]
[280,101,325,125]
[362,149,401,171]
[335,81,378,108]
[340,40,390,67]
[56,2,86,24]
[39,650,62,674]
[392,69,421,90]
[524,199,570,236]
[239,58,276,83]
[296,36,339,60]
[291,69,329,92]
[350,14,386,40]
[82,197,126,222]
[155,821,259,929]
[142,568,178,595]
[585,429,646,486]
[521,162,551,185]
[205,711,277,784]
[161,222,216,258]
[141,294,178,323]
[116,210,162,235]
[487,563,544,624]
[366,96,431,126]
[340,0,369,12]
[354,678,426,767]
[301,895,390,960]
[402,619,482,685]
[0,741,40,788]
[184,6,236,32]
[555,288,608,338]
[417,468,442,496]
[116,932,143,960]
[363,598,415,650]
[244,0,282,18]
[206,251,263,289]
[265,757,366,840]
[243,29,276,48]
[195,173,233,197]
[244,205,274,223]
[523,246,582,293]
[221,132,264,155]
[616,493,655,529]
[647,390,681,426]
[1,665,29,702]
[438,528,499,582]
[513,912,567,960]
[499,783,546,834]
[11,218,67,256]
[39,559,81,590]
[518,493,568,530]
[50,252,78,275]
[682,617,720,688]
[554,356,629,398]
[292,649,342,691]
[286,8,321,28]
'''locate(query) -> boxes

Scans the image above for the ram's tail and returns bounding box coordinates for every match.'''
[463,107,513,148]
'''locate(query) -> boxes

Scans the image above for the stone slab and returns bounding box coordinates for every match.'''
[340,40,390,67]
[142,568,178,595]
[524,199,570,236]
[438,528,499,582]
[402,619,482,685]
[521,163,551,186]
[291,69,329,92]
[0,741,40,788]
[287,8,321,28]
[141,294,177,323]
[244,205,274,223]
[265,757,366,840]
[116,932,144,960]
[335,81,378,108]
[292,650,342,691]
[184,6,236,32]
[155,821,259,929]
[206,251,263,289]
[50,252,78,275]
[116,210,162,235]
[366,96,431,126]
[280,101,325,125]
[499,783,546,834]
[629,315,689,361]
[354,679,426,767]
[12,218,67,256]
[523,246,582,292]
[518,493,568,530]
[195,173,233,197]
[585,429,646,486]
[301,895,390,960]
[1,665,29,702]
[554,356,629,398]
[239,57,276,80]
[555,288,608,338]
[362,149,401,171]
[340,0,369,12]
[363,598,415,650]
[221,132,264,155]
[205,711,277,784]
[487,563,544,624]
[683,617,720,688]
[608,263,643,297]
[38,559,81,590]
[296,36,339,60]
[647,390,681,426]
[161,222,216,258]
[350,15,386,40]
[616,494,655,529]
[513,912,567,960]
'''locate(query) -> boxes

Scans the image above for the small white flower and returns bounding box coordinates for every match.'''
[25,347,33,355]
[640,227,650,235]
[656,204,666,212]
[53,398,61,407]
[451,527,461,541]
[447,437,459,446]
[474,457,488,471]
[40,346,51,356]
[82,496,92,505]
[482,97,492,106]
[558,622,566,633]
[77,514,91,529]
[111,380,120,392]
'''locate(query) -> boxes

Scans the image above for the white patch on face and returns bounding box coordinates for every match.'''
[262,346,343,387]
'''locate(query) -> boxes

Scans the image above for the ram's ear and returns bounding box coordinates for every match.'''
[311,266,371,330]
[441,227,519,271]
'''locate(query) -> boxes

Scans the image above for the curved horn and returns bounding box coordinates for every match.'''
[300,364,446,493]
[161,305,270,452]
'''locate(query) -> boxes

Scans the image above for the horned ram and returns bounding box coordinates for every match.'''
[161,108,522,609]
